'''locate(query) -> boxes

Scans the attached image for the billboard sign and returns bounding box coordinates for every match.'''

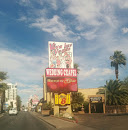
[48,41,73,68]
[90,97,102,103]
[47,77,77,92]
[45,68,77,77]
[32,95,39,105]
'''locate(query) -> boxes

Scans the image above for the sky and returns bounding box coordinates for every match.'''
[0,0,128,105]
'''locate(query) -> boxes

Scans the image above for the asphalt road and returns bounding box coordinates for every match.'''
[0,111,56,130]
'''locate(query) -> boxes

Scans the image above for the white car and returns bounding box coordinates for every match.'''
[24,109,27,112]
[9,108,18,115]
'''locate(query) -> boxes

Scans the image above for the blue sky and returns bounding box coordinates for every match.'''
[0,0,128,105]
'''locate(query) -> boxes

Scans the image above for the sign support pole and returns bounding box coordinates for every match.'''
[89,102,91,114]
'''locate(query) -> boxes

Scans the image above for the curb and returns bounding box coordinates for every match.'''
[30,112,79,129]
[37,116,57,128]
[50,115,78,123]
[29,112,57,128]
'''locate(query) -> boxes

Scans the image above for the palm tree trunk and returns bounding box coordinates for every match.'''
[115,65,118,80]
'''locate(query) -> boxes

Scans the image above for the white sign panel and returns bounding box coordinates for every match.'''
[48,41,73,68]
[45,68,77,77]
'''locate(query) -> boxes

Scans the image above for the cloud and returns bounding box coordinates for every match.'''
[101,68,113,75]
[0,48,47,104]
[122,27,128,34]
[79,67,113,80]
[62,0,120,29]
[49,0,58,10]
[0,11,6,16]
[19,0,58,10]
[19,0,31,6]
[17,16,27,22]
[16,0,128,44]
[80,29,97,40]
[109,0,128,9]
[30,15,64,36]
[80,68,99,79]
[0,49,48,82]
[63,0,102,26]
[2,0,128,102]
[17,0,124,42]
[18,85,42,95]
[30,15,79,41]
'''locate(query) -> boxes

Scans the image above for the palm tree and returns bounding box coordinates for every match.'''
[0,71,8,81]
[74,63,80,74]
[121,77,128,90]
[97,80,128,105]
[0,71,8,91]
[0,83,8,92]
[16,95,22,111]
[0,71,8,113]
[110,51,126,80]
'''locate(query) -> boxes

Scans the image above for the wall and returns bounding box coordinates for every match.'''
[106,105,128,114]
[78,88,100,101]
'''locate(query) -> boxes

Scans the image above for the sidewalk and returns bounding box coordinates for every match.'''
[0,113,4,118]
[30,112,96,130]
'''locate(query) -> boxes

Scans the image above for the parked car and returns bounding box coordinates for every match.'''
[9,108,18,115]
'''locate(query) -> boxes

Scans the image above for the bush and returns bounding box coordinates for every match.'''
[42,102,52,110]
[83,101,89,113]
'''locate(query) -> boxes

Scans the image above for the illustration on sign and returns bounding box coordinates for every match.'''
[59,93,67,105]
[54,93,70,105]
[48,41,73,68]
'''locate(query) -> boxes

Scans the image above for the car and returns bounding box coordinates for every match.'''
[24,109,27,112]
[9,108,18,115]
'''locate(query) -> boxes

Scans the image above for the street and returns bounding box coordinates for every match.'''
[0,111,56,130]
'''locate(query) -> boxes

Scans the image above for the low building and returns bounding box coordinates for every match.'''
[78,88,100,102]
[78,88,105,113]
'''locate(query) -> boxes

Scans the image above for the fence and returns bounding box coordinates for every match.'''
[106,105,128,114]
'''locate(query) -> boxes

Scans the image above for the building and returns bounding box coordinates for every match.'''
[78,88,100,102]
[5,83,17,109]
[78,88,105,113]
